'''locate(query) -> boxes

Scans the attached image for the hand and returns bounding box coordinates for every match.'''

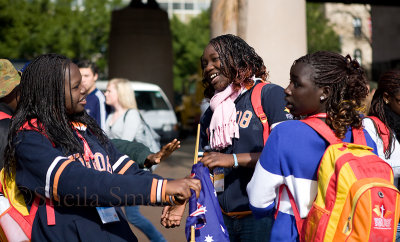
[145,139,180,167]
[160,202,186,228]
[165,178,201,201]
[201,152,234,169]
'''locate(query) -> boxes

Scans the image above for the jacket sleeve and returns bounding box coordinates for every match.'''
[15,131,168,207]
[247,127,284,218]
[110,138,151,168]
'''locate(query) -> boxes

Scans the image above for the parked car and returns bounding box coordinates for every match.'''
[96,80,179,143]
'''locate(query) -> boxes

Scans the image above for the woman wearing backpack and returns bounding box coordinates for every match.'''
[197,34,292,241]
[104,78,142,142]
[3,54,200,242]
[364,70,400,240]
[247,51,380,241]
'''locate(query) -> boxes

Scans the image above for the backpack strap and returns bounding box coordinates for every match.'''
[123,109,131,123]
[45,199,55,225]
[367,116,390,152]
[0,112,11,120]
[17,120,57,227]
[301,118,341,145]
[301,118,367,145]
[275,185,304,235]
[251,82,270,145]
[351,128,367,145]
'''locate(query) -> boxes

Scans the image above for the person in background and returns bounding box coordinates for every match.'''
[104,78,142,141]
[176,34,291,241]
[247,51,377,241]
[0,59,20,168]
[3,53,200,241]
[363,70,400,241]
[78,60,109,130]
[104,77,166,241]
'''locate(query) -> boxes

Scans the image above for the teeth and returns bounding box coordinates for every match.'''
[210,73,218,79]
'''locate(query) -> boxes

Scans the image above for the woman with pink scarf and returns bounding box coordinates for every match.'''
[198,34,292,241]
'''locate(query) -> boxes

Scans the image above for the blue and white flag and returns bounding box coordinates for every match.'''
[185,162,229,242]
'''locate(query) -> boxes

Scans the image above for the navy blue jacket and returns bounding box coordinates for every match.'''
[85,88,109,130]
[15,123,167,241]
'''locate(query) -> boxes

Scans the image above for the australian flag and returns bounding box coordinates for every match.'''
[185,162,229,242]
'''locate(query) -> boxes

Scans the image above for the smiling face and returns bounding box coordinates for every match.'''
[201,44,230,93]
[285,62,327,117]
[64,63,87,114]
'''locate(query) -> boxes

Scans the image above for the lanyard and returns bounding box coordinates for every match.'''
[306,113,327,119]
[73,127,94,163]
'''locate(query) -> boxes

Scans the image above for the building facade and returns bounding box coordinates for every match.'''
[324,3,372,78]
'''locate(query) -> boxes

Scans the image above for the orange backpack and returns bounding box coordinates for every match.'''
[284,118,400,242]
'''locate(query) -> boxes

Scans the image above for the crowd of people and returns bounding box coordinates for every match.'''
[0,33,399,241]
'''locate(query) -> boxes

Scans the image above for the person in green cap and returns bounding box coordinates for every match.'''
[0,59,21,168]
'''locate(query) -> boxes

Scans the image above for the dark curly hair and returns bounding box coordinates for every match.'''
[295,51,369,139]
[4,53,110,177]
[201,34,268,99]
[369,70,400,159]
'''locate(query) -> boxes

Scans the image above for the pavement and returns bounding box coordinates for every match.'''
[129,135,197,242]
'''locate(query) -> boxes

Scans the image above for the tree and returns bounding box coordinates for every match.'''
[170,9,210,94]
[307,3,341,53]
[0,0,124,74]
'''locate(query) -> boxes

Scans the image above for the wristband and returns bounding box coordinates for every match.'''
[232,154,239,168]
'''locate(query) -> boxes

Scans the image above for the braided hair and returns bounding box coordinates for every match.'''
[4,54,109,177]
[369,70,400,158]
[201,34,268,99]
[295,51,369,139]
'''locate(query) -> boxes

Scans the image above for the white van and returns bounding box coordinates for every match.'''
[96,81,179,143]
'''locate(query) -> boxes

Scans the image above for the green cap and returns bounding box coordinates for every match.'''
[0,59,21,98]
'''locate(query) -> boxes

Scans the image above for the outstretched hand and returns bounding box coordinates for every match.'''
[146,139,180,166]
[160,202,186,228]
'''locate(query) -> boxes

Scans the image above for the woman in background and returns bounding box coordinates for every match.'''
[105,78,142,141]
[364,70,400,241]
[104,77,166,241]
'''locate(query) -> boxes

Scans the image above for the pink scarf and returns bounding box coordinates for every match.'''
[209,84,241,150]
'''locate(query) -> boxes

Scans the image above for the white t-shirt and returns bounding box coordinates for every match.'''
[363,117,400,185]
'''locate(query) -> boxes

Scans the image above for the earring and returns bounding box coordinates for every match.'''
[385,99,389,104]
[320,96,325,101]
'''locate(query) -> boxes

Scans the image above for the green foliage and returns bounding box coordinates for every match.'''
[170,9,210,93]
[0,0,124,74]
[307,3,341,53]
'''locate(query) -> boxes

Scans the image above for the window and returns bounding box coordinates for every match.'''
[135,91,169,110]
[353,17,362,38]
[354,49,362,66]
[159,3,168,10]
[185,3,194,10]
[173,3,181,10]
